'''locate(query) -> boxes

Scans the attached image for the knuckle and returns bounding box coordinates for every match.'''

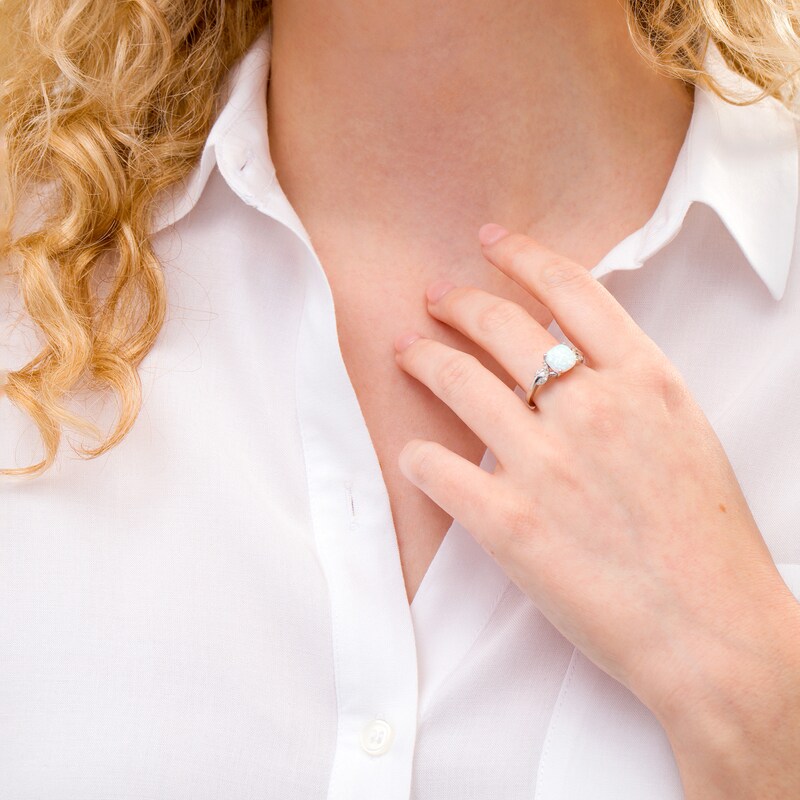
[540,256,589,290]
[572,391,621,438]
[498,496,539,550]
[475,298,527,336]
[637,361,687,414]
[435,352,476,400]
[403,439,436,483]
[507,240,542,273]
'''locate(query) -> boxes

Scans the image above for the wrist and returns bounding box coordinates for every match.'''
[645,590,800,799]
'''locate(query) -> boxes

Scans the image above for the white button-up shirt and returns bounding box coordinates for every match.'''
[2,23,799,800]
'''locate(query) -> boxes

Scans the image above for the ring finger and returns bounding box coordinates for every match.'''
[393,333,538,470]
[425,282,591,410]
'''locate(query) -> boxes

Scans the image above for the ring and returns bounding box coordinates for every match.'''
[525,342,585,410]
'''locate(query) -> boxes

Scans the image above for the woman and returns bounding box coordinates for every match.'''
[1,0,799,797]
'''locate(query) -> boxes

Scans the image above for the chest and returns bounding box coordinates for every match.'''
[330,287,490,606]
[310,231,551,606]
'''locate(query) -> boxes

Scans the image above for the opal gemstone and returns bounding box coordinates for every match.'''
[544,344,578,374]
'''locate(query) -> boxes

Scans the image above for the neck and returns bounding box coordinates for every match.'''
[265,0,693,270]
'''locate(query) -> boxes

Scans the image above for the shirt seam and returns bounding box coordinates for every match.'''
[534,645,581,800]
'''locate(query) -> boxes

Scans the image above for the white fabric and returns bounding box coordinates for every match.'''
[2,23,799,800]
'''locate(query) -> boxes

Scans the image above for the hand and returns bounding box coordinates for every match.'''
[392,223,800,798]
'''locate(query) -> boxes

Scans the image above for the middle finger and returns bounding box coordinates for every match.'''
[425,281,569,396]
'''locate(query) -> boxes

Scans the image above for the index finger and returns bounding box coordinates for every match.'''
[477,224,648,369]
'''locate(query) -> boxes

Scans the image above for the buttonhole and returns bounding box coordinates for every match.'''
[344,481,355,518]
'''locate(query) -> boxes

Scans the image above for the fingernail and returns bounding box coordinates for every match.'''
[426,279,456,303]
[394,330,421,352]
[478,223,510,246]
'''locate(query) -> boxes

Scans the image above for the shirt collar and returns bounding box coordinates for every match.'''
[151,25,799,302]
[591,42,799,301]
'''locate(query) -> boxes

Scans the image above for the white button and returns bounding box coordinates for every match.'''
[360,719,394,756]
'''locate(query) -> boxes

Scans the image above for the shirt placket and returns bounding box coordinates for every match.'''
[293,238,421,799]
[221,147,422,798]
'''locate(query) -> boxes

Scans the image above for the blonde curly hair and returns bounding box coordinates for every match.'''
[0,0,798,478]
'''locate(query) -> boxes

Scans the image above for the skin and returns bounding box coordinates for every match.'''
[395,227,800,797]
[266,0,800,795]
[267,0,693,605]
[267,0,692,268]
